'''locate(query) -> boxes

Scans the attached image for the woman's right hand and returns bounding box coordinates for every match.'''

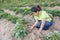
[30,26,34,30]
[29,26,34,32]
[29,19,38,32]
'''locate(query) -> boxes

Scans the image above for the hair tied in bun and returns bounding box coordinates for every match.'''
[36,5,41,11]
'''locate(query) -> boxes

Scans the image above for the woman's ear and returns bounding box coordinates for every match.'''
[37,11,39,14]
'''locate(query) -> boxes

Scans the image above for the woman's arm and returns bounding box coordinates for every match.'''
[38,19,46,33]
[30,19,38,29]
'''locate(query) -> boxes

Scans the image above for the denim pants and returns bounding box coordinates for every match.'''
[36,20,53,30]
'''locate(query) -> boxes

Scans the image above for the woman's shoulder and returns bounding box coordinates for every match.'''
[39,10,47,14]
[41,10,46,13]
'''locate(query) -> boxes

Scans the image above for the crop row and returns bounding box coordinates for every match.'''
[9,8,60,17]
[0,11,27,40]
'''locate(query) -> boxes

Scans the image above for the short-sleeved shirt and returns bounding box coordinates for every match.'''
[34,11,52,22]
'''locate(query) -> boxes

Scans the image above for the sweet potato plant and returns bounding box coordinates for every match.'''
[45,31,60,40]
[13,19,27,40]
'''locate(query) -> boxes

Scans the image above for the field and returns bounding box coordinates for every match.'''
[0,0,60,40]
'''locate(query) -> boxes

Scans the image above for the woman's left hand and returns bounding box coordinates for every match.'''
[37,31,40,35]
[36,30,41,35]
[35,30,42,37]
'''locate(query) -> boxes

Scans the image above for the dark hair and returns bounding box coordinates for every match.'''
[31,5,41,12]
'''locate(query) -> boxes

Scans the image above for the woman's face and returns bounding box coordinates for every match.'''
[32,12,39,16]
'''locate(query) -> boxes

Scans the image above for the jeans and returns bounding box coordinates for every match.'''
[36,20,53,30]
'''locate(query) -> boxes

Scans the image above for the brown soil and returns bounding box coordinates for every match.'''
[0,19,14,40]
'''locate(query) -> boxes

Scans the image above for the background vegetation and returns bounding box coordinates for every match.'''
[0,0,60,9]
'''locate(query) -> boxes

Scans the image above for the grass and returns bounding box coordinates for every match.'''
[0,0,60,9]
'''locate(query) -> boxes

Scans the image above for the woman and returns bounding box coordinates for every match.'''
[30,5,53,33]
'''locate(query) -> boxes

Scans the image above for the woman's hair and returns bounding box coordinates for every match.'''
[31,5,41,12]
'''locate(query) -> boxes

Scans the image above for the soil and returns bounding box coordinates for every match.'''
[0,19,14,40]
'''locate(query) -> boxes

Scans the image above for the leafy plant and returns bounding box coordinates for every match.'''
[0,12,4,19]
[45,31,60,40]
[56,2,60,6]
[7,15,19,23]
[13,19,27,40]
[44,9,60,17]
[0,11,20,24]
[23,8,31,15]
[40,2,48,7]
[9,7,31,15]
[49,2,56,7]
[0,10,4,19]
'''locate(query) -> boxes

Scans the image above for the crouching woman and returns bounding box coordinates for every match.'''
[30,5,53,33]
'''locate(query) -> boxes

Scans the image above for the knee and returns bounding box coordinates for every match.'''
[43,27,48,30]
[43,23,50,30]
